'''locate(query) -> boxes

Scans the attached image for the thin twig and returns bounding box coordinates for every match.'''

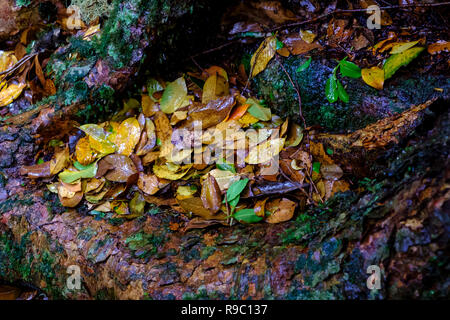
[271,2,450,32]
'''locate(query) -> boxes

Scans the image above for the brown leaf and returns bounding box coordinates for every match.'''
[179,95,236,130]
[137,172,159,195]
[20,161,52,179]
[201,174,222,214]
[182,217,227,232]
[265,198,296,223]
[99,154,138,182]
[178,197,227,220]
[49,147,69,175]
[282,34,322,55]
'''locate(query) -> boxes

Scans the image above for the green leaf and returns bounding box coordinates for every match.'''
[326,148,333,155]
[226,178,249,205]
[247,98,272,121]
[383,47,425,80]
[59,162,97,183]
[339,59,361,78]
[228,196,240,209]
[146,78,163,102]
[216,159,236,173]
[337,80,349,103]
[325,75,338,103]
[276,38,284,50]
[160,77,189,114]
[313,162,321,174]
[296,57,312,73]
[233,209,263,224]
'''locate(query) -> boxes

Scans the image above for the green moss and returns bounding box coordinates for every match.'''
[125,231,164,259]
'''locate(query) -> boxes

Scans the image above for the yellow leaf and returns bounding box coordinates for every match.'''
[202,73,229,104]
[83,24,101,40]
[75,136,96,165]
[153,163,191,180]
[0,51,17,72]
[176,185,197,200]
[50,147,69,175]
[0,83,26,107]
[79,124,116,155]
[390,40,420,54]
[362,67,385,90]
[114,117,141,156]
[250,36,277,77]
[245,138,285,164]
[160,77,189,114]
[238,112,259,126]
[208,169,240,191]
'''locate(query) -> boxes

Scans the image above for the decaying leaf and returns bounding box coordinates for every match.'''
[362,67,385,90]
[50,147,69,175]
[178,197,227,220]
[250,35,277,77]
[114,117,141,156]
[137,172,159,195]
[201,174,222,214]
[265,198,296,223]
[20,161,52,179]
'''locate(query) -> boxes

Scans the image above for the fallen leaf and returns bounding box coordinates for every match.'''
[390,40,420,54]
[176,185,197,200]
[201,174,222,214]
[100,154,138,183]
[202,73,229,104]
[178,197,227,220]
[129,192,146,216]
[75,136,97,165]
[265,198,296,223]
[59,162,98,183]
[246,138,285,164]
[233,209,263,223]
[160,77,189,113]
[254,198,268,217]
[114,117,141,156]
[137,172,159,195]
[383,46,425,80]
[0,82,26,107]
[427,40,450,55]
[247,98,271,121]
[208,169,240,191]
[362,66,385,90]
[50,147,69,175]
[153,163,191,180]
[250,35,277,77]
[20,161,52,179]
[79,124,116,155]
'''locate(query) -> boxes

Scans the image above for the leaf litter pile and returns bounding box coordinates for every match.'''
[11,1,449,231]
[18,47,351,229]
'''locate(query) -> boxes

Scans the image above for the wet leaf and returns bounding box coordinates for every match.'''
[320,163,344,181]
[178,197,227,220]
[20,161,52,179]
[265,198,296,223]
[227,103,250,121]
[75,136,96,165]
[100,154,138,183]
[233,209,263,224]
[142,94,159,117]
[250,35,277,77]
[285,123,303,147]
[383,47,425,80]
[325,75,338,103]
[160,77,189,114]
[254,198,268,217]
[153,163,191,180]
[339,59,361,78]
[337,80,349,103]
[49,147,69,175]
[246,138,285,164]
[428,40,450,55]
[361,67,385,90]
[208,169,240,191]
[201,174,222,214]
[146,78,163,102]
[176,185,197,200]
[0,83,26,107]
[202,73,229,104]
[129,192,146,216]
[296,57,312,73]
[114,117,141,156]
[247,98,271,121]
[390,40,420,54]
[79,124,116,155]
[59,162,97,183]
[226,178,249,207]
[137,172,159,195]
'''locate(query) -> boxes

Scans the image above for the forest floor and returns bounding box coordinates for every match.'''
[0,0,449,300]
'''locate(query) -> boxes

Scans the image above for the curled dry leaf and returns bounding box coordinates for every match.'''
[265,198,296,223]
[201,174,222,214]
